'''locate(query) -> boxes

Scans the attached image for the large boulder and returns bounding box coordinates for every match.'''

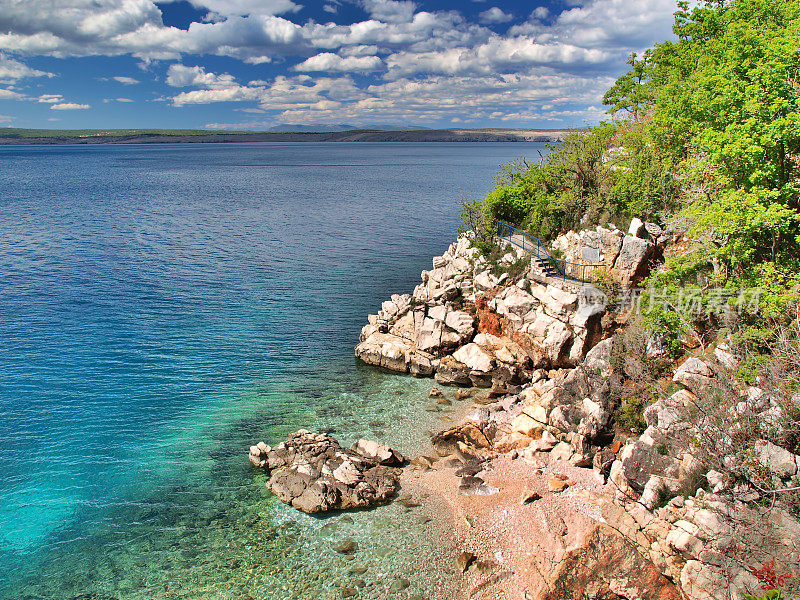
[434,355,472,386]
[551,225,625,276]
[529,283,578,319]
[609,440,680,497]
[755,439,800,479]
[617,235,654,286]
[249,430,403,513]
[673,357,714,396]
[453,343,494,373]
[354,332,411,372]
[643,389,695,433]
[431,421,493,456]
[582,337,614,378]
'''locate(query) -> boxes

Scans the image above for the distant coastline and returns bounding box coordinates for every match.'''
[0,127,572,145]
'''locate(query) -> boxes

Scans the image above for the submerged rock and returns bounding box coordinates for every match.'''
[248,430,404,513]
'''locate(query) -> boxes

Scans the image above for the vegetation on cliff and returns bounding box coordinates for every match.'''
[469,0,800,345]
[462,2,800,586]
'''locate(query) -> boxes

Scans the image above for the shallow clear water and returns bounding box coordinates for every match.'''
[0,142,544,599]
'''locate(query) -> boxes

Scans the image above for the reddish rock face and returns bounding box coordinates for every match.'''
[475,295,504,337]
[538,524,681,600]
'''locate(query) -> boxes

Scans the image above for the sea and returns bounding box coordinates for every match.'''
[0,141,546,600]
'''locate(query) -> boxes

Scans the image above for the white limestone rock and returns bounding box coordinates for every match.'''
[673,357,714,396]
[755,439,799,479]
[453,343,494,373]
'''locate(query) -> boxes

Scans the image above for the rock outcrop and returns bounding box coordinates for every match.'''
[249,430,404,513]
[415,331,800,600]
[551,221,665,286]
[355,234,610,384]
[350,223,800,600]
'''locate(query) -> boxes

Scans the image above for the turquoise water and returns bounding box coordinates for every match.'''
[0,142,544,599]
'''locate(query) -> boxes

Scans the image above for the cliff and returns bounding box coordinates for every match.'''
[352,221,800,600]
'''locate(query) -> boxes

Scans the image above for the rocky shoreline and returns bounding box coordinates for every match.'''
[251,220,800,600]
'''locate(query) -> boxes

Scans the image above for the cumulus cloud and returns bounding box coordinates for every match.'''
[361,0,416,24]
[531,7,550,20]
[0,0,684,127]
[179,0,300,17]
[385,38,611,79]
[50,102,90,109]
[0,88,24,100]
[339,44,380,57]
[166,64,270,105]
[0,1,310,62]
[272,70,607,125]
[510,0,679,50]
[172,86,263,105]
[293,52,383,73]
[166,63,236,87]
[479,7,513,24]
[38,93,63,103]
[0,52,54,82]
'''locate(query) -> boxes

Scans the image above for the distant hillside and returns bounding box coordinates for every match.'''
[0,128,573,145]
[265,124,431,132]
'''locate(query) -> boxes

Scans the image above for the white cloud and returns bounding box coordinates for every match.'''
[339,44,380,57]
[50,102,90,109]
[0,0,684,127]
[0,52,54,82]
[293,52,382,73]
[306,11,481,51]
[385,38,610,79]
[181,0,300,17]
[510,0,679,50]
[172,85,264,105]
[166,63,267,105]
[166,63,236,87]
[0,114,15,123]
[0,2,310,62]
[531,7,549,19]
[361,0,416,24]
[0,88,24,99]
[323,4,337,13]
[195,67,611,128]
[479,7,513,24]
[116,97,134,101]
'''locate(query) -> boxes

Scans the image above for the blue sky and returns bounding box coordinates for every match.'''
[0,0,681,130]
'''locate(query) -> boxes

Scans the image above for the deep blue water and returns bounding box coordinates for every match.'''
[0,142,544,599]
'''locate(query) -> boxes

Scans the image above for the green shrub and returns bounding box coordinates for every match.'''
[615,396,647,434]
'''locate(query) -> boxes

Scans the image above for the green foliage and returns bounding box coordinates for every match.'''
[484,183,544,226]
[603,51,655,118]
[458,195,496,255]
[463,0,800,339]
[615,396,647,434]
[493,254,532,279]
[478,123,674,240]
[744,590,789,600]
[606,122,681,221]
[607,0,800,339]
